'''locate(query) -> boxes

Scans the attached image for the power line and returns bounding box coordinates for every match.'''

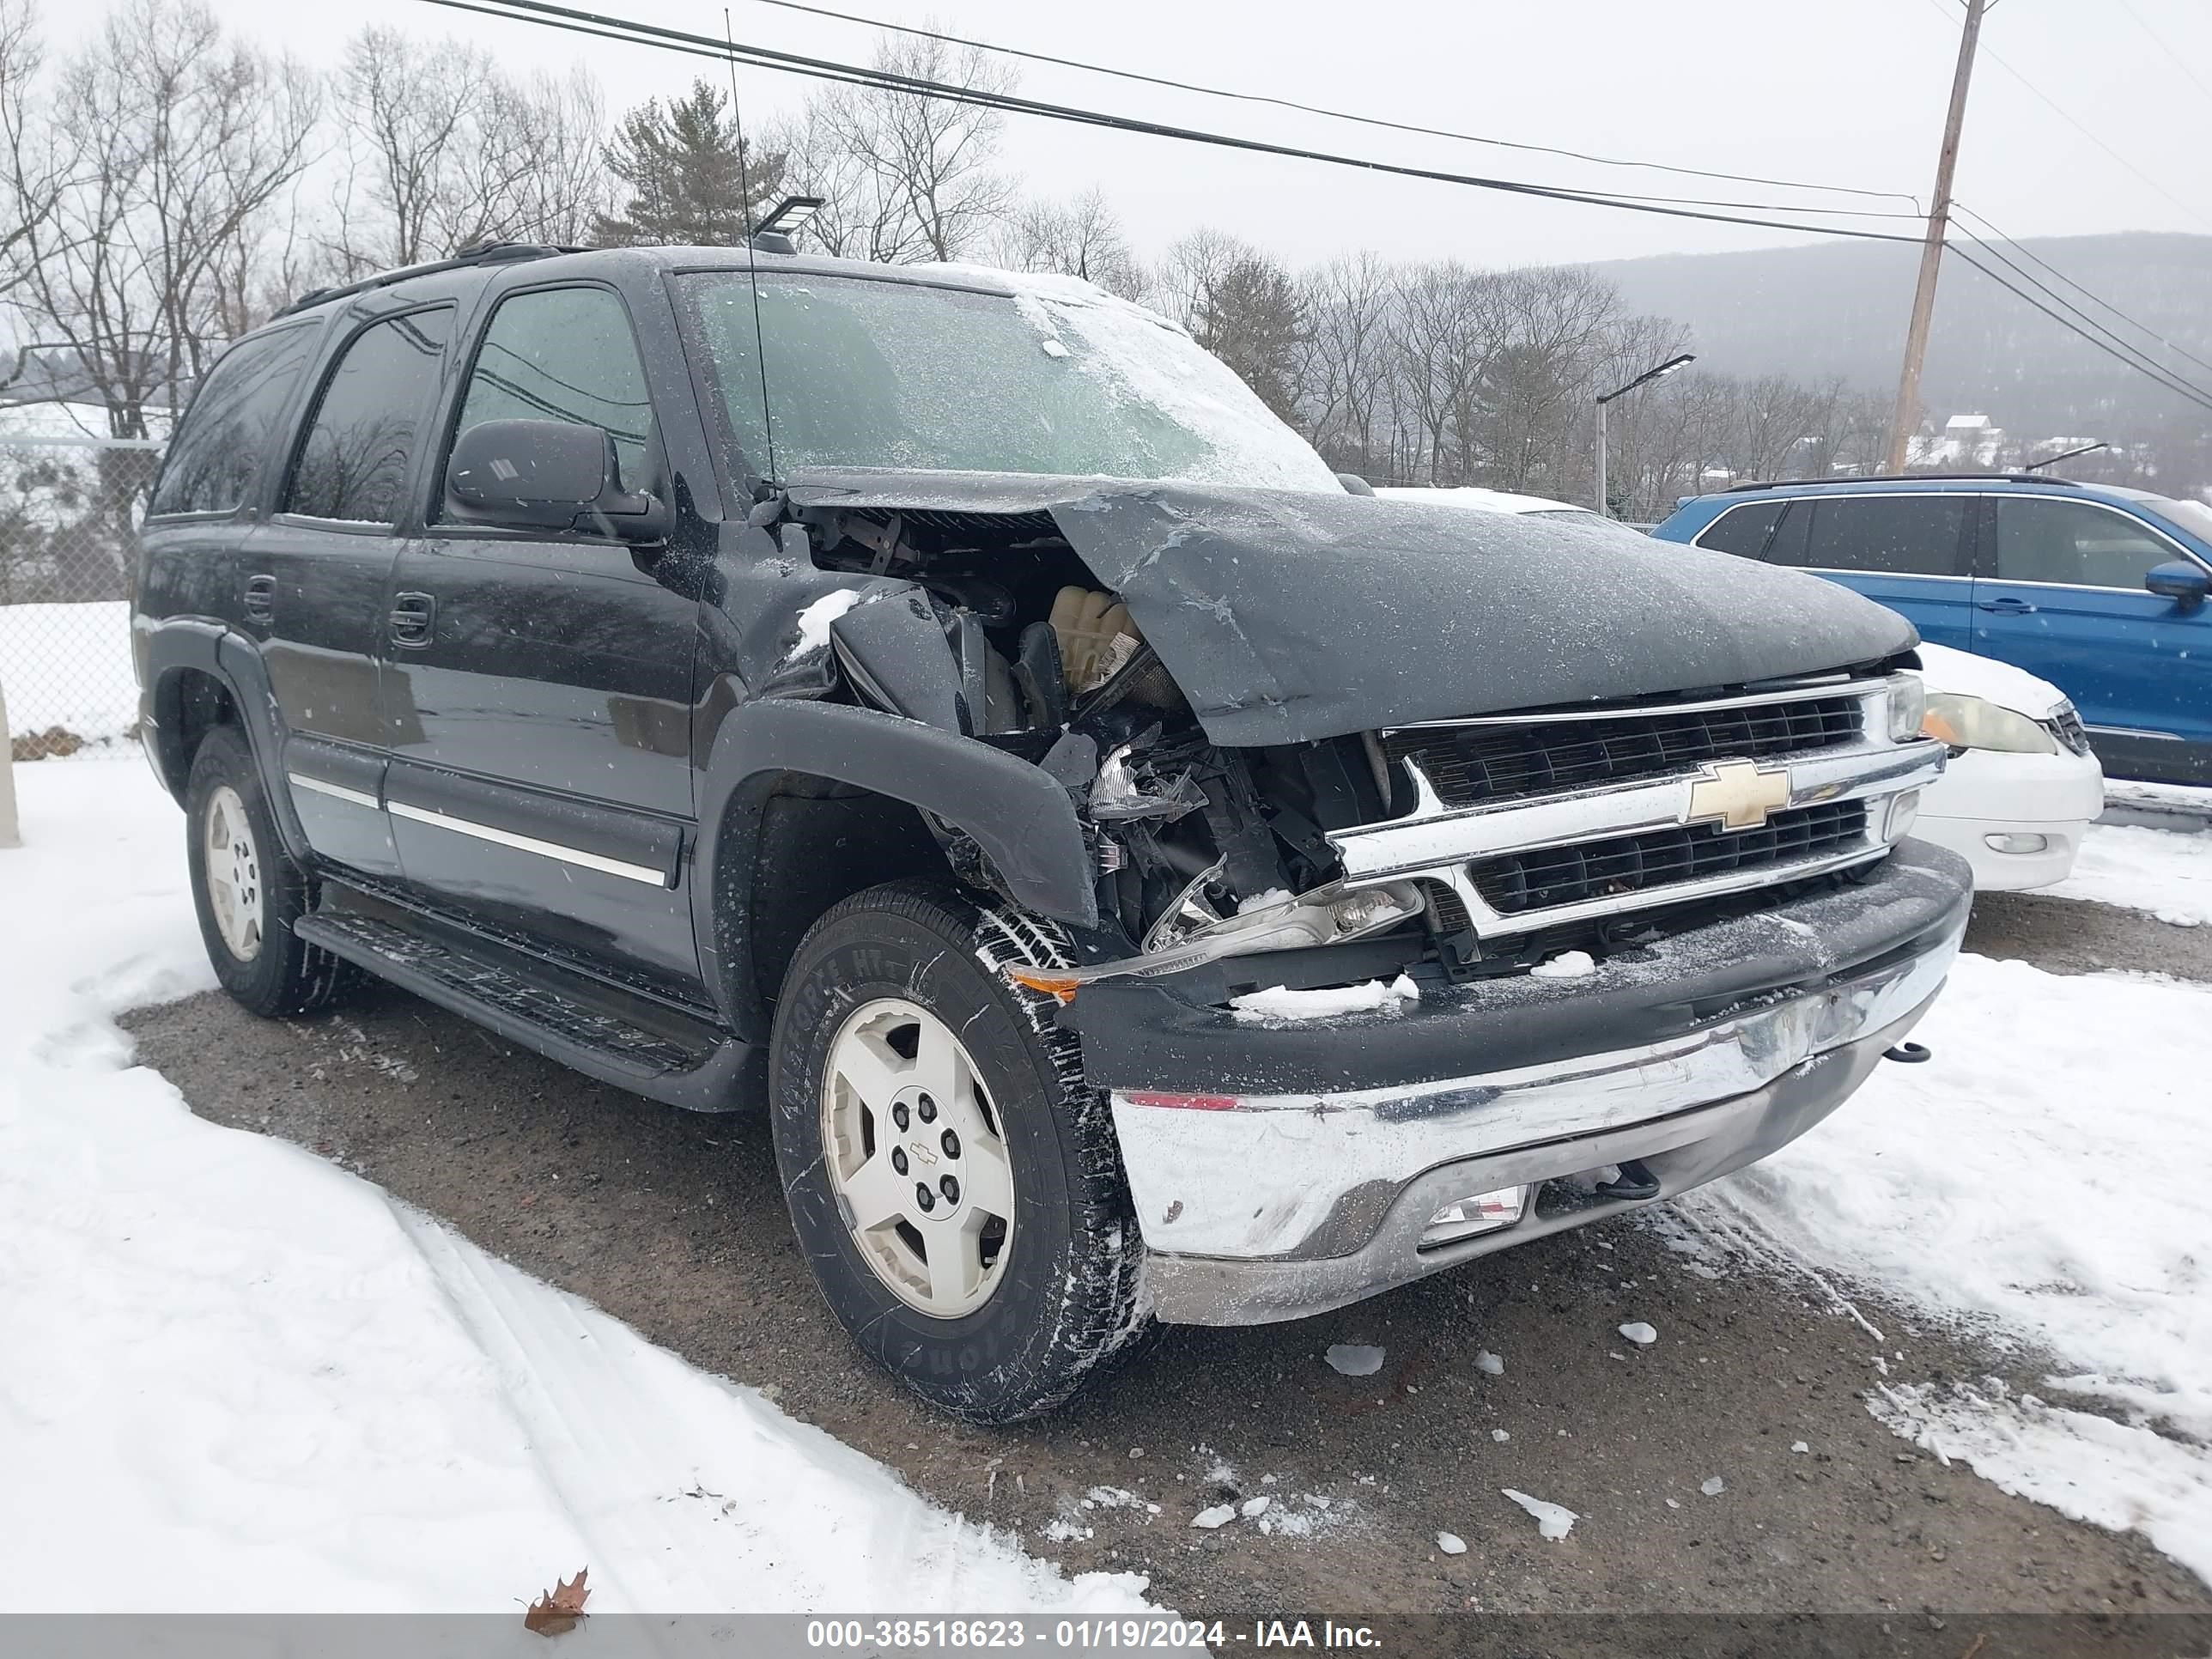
[1948,232,2212,411]
[420,0,2212,416]
[2112,0,2212,106]
[1944,241,2212,415]
[1917,0,2212,233]
[1951,200,2212,384]
[422,0,1932,246]
[738,0,1923,212]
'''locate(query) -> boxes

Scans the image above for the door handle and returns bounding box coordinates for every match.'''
[242,573,275,624]
[388,592,436,648]
[1976,597,2037,615]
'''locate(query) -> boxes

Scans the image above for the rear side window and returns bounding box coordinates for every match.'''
[1692,500,1783,558]
[284,307,454,526]
[149,325,317,516]
[1994,498,2183,589]
[447,286,656,503]
[1784,495,1967,576]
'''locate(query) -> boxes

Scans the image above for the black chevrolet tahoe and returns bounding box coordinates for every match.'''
[132,240,1971,1421]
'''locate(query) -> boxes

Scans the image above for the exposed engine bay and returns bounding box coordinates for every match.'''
[768,487,1935,1003]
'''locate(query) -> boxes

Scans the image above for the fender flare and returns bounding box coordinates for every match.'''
[692,693,1096,1035]
[140,619,313,863]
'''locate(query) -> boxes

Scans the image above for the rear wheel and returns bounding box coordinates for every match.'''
[185,724,355,1018]
[769,882,1151,1423]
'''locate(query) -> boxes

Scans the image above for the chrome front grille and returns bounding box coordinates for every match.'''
[1470,800,1868,915]
[1378,695,1862,809]
[1330,676,1946,942]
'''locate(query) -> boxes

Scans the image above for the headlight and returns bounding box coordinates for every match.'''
[1922,692,2057,755]
[1886,672,1927,742]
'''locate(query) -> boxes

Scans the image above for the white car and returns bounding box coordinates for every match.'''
[1905,643,2103,890]
[1377,485,2105,890]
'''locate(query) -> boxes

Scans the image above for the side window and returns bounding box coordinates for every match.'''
[1692,500,1783,559]
[149,325,318,516]
[448,286,655,505]
[284,307,454,526]
[1994,498,2182,590]
[1795,495,1967,576]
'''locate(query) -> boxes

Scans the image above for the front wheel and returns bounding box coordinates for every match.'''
[769,882,1151,1423]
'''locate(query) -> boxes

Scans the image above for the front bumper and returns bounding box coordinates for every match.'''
[1093,842,1972,1326]
[1914,744,2105,891]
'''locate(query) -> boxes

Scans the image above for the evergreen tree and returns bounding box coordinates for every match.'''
[592,80,785,247]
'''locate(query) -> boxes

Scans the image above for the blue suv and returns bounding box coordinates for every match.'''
[1652,476,2212,784]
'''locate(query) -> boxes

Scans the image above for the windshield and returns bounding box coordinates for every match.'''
[677,270,1339,493]
[2132,491,2212,545]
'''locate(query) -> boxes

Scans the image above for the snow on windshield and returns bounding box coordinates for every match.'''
[685,264,1339,494]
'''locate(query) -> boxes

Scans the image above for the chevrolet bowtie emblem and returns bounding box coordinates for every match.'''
[1683,759,1793,831]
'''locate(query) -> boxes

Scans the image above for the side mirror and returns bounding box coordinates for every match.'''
[447,418,666,541]
[2144,559,2210,610]
[1337,471,1376,496]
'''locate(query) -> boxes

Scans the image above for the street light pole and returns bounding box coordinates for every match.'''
[1594,353,1697,518]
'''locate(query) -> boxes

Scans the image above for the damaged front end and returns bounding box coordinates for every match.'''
[753,473,1948,1015]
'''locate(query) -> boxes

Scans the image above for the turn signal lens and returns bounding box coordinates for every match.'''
[1006,969,1079,1003]
[1887,672,1928,742]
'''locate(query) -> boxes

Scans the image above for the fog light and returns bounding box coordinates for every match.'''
[1883,788,1921,842]
[1984,831,2049,855]
[1421,1184,1527,1249]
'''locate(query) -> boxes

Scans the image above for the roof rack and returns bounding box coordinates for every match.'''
[1722,472,2082,493]
[271,241,580,320]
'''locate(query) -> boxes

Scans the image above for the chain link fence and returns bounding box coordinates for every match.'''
[0,428,161,761]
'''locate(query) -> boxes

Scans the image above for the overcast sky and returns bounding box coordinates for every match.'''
[57,0,2212,269]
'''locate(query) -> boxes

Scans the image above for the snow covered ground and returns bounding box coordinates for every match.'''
[0,759,1150,1614]
[2046,820,2212,927]
[1686,953,2212,1582]
[0,599,137,744]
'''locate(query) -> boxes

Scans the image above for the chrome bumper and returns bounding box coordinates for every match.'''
[1114,902,1965,1326]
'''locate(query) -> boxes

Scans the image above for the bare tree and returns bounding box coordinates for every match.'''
[787,33,1013,263]
[990,188,1144,297]
[0,0,69,306]
[1296,252,1393,476]
[334,27,607,274]
[7,0,320,438]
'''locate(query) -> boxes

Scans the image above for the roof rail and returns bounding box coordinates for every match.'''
[271,241,580,320]
[1721,472,2082,493]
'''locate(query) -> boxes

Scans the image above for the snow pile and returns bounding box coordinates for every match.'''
[1501,1489,1577,1540]
[1910,641,2069,719]
[1692,951,2212,1578]
[1618,1322,1658,1346]
[789,587,863,658]
[0,763,1151,1614]
[2046,823,2212,927]
[1436,1531,1468,1556]
[1325,1344,1386,1377]
[0,599,138,743]
[1231,974,1418,1022]
[1530,950,1596,980]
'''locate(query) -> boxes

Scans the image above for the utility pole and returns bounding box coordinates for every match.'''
[1886,0,1987,473]
[1595,354,1696,516]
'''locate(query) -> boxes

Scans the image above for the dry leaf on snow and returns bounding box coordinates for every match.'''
[524,1566,591,1637]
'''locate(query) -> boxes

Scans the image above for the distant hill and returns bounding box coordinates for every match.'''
[1589,232,2212,438]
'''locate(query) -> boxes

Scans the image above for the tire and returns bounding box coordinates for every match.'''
[184,723,356,1018]
[769,881,1152,1423]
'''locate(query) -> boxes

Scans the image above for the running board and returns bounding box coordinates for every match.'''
[294,907,758,1113]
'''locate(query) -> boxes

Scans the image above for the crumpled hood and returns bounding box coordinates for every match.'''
[784,471,1919,746]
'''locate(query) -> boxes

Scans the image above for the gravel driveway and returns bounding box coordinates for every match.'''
[119,890,2211,1626]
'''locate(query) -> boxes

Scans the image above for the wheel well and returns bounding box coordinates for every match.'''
[717,773,957,1028]
[152,668,237,799]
